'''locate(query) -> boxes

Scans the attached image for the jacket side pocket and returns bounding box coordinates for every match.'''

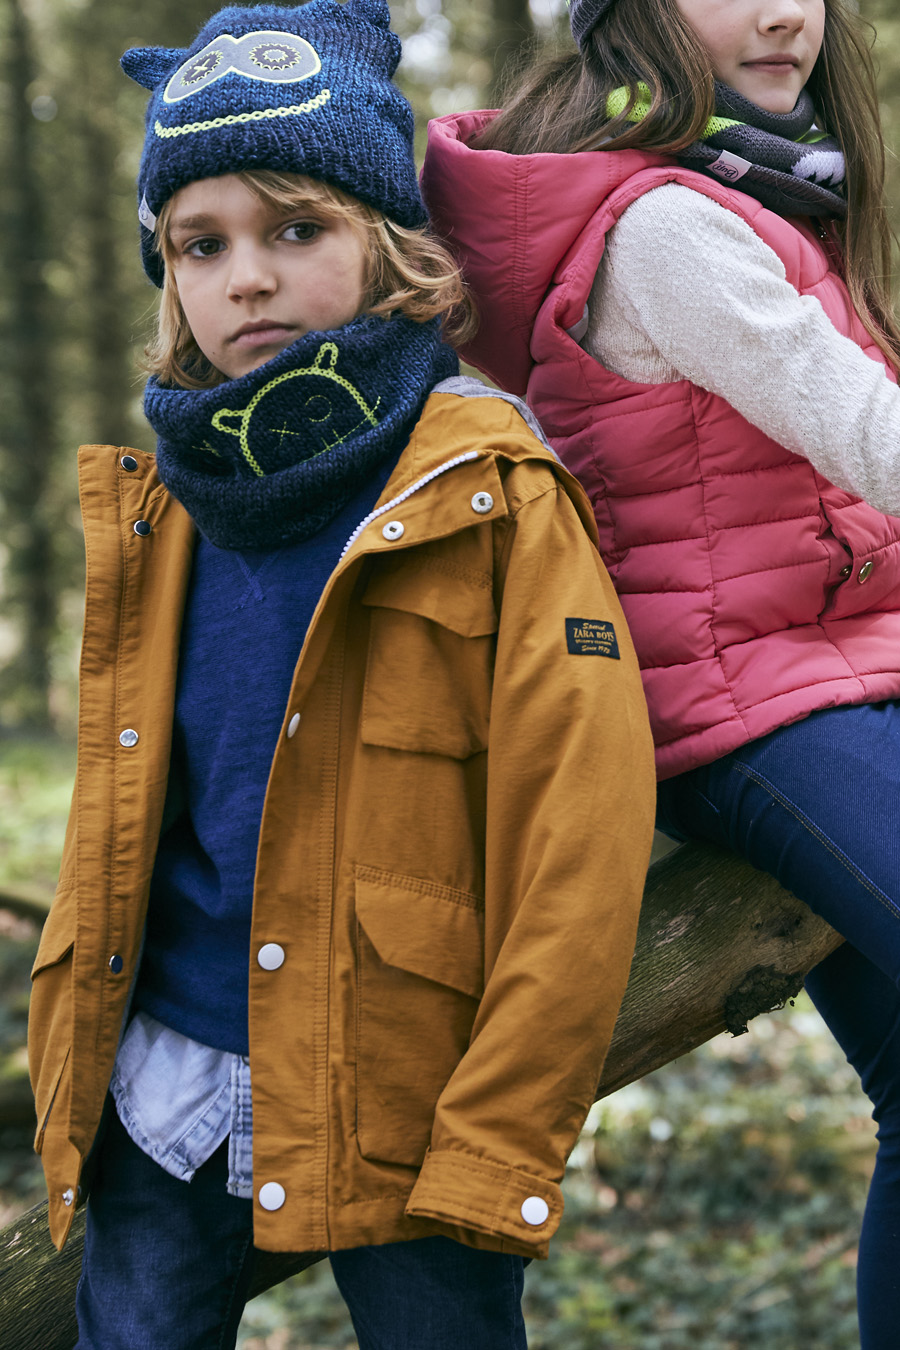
[355,865,484,1167]
[29,886,77,1153]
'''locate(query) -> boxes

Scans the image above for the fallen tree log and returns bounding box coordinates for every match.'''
[0,840,842,1350]
[597,837,842,1097]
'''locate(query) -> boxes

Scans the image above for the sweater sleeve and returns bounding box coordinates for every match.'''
[584,183,900,517]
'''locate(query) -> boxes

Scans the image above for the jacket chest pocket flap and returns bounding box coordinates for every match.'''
[29,885,77,1150]
[355,865,484,1166]
[361,559,497,759]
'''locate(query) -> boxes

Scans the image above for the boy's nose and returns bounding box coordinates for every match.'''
[226,245,277,298]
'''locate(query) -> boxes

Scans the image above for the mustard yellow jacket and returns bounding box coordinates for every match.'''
[29,386,655,1258]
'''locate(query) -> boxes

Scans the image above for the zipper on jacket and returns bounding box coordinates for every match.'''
[339,451,480,560]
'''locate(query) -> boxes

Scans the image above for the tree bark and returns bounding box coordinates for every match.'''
[596,840,842,1098]
[0,842,841,1348]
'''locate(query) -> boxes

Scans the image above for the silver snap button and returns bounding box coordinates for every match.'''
[382,520,405,541]
[858,560,874,583]
[134,520,152,536]
[258,943,285,971]
[120,455,139,472]
[258,1182,286,1212]
[520,1195,549,1226]
[287,712,301,739]
[471,492,494,514]
[839,564,852,579]
[118,728,139,748]
[62,1188,75,1208]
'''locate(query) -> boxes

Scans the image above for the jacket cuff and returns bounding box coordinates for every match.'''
[405,1148,563,1257]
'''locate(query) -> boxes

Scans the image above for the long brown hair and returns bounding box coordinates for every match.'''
[477,0,900,372]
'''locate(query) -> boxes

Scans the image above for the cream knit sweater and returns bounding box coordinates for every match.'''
[583,183,900,518]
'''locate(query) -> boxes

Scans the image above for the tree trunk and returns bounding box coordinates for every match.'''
[488,0,536,102]
[0,0,59,730]
[0,841,841,1347]
[76,110,137,450]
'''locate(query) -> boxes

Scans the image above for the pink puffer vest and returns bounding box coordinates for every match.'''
[423,111,900,778]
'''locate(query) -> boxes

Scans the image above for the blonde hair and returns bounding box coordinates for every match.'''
[146,170,476,389]
[478,0,900,374]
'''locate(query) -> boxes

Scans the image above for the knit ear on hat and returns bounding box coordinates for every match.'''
[120,46,187,91]
[343,0,391,29]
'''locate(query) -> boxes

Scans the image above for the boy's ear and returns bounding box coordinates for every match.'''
[120,46,187,91]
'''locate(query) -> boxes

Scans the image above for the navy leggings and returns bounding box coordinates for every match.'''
[657,700,900,1349]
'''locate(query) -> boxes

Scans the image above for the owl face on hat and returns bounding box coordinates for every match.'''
[162,30,322,104]
[122,1,425,286]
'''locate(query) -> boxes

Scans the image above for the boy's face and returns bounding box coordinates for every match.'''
[167,174,368,380]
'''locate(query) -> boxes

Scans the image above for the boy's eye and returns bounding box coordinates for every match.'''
[283,221,321,243]
[186,237,223,258]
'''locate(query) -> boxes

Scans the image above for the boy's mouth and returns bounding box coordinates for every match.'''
[230,321,296,349]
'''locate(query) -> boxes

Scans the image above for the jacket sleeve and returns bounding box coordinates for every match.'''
[405,467,656,1256]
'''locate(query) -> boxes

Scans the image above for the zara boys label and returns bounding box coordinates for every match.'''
[565,618,620,659]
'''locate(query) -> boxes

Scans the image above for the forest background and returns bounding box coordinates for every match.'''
[0,0,898,1346]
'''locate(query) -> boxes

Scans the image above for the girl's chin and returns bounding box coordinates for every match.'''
[733,72,803,114]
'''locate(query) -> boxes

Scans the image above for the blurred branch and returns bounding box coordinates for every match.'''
[0,890,52,926]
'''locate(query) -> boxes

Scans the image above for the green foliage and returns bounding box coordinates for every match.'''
[0,737,75,897]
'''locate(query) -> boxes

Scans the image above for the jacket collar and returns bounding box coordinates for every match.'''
[78,377,581,568]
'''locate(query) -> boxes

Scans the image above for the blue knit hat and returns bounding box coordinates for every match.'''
[568,0,616,50]
[121,0,424,286]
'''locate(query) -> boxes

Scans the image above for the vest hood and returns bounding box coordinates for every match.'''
[422,111,669,394]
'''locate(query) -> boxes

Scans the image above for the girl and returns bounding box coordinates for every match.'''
[26,3,655,1348]
[421,0,900,1343]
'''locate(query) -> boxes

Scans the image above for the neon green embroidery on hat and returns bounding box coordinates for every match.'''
[210,342,381,477]
[154,89,331,139]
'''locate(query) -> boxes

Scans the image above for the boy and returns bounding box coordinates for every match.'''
[27,3,655,1346]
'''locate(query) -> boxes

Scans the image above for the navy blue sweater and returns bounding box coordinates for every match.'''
[134,467,389,1053]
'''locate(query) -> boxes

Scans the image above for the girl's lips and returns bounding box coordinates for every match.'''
[742,57,800,72]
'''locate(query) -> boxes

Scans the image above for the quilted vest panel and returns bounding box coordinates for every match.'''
[526,164,900,777]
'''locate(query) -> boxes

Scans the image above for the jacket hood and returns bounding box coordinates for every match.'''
[421,110,668,394]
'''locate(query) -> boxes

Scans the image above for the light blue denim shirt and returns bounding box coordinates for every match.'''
[109,1011,253,1199]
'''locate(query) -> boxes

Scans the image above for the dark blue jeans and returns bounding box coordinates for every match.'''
[657,700,900,1350]
[74,1109,527,1350]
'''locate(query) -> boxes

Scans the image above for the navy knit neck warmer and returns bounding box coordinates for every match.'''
[145,314,458,549]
